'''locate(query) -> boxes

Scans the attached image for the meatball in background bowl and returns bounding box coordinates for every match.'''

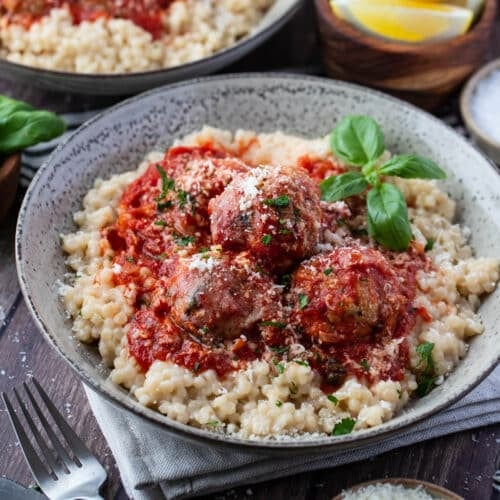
[16,74,500,453]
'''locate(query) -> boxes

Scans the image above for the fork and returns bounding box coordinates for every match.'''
[2,378,107,500]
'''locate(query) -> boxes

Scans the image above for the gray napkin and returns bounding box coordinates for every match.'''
[84,365,500,500]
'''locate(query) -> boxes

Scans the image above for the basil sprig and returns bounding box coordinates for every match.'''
[320,115,446,251]
[0,95,66,154]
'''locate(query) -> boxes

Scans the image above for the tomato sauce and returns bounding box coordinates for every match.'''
[105,144,432,390]
[1,0,171,38]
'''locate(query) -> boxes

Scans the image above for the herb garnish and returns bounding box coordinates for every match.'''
[154,220,167,227]
[125,256,136,263]
[327,394,338,405]
[289,381,298,395]
[174,234,196,246]
[273,360,285,374]
[416,341,437,397]
[324,268,333,276]
[264,195,290,208]
[260,321,287,328]
[294,359,309,367]
[276,400,283,407]
[270,345,289,355]
[155,164,175,200]
[206,421,219,428]
[157,200,173,211]
[359,359,370,372]
[320,116,446,251]
[424,238,435,252]
[261,234,272,245]
[332,417,356,436]
[298,293,309,310]
[281,274,291,286]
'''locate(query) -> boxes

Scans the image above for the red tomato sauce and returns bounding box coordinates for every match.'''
[104,144,432,390]
[1,0,171,38]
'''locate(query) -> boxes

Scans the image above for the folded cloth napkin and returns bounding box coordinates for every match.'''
[84,365,500,500]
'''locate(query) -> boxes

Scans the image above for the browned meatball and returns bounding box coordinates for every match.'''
[290,247,409,344]
[209,165,322,273]
[166,250,284,341]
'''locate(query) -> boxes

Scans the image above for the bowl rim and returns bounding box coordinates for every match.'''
[0,0,302,80]
[331,477,463,500]
[15,72,500,452]
[314,0,497,51]
[460,57,500,150]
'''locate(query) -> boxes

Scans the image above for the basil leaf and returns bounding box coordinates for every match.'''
[379,154,446,180]
[320,172,369,202]
[330,115,385,166]
[0,96,66,154]
[367,183,412,251]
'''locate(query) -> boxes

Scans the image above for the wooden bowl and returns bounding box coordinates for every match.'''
[0,153,21,222]
[332,477,463,499]
[315,0,497,110]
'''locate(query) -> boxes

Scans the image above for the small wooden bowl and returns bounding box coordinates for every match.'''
[0,153,21,222]
[315,0,497,110]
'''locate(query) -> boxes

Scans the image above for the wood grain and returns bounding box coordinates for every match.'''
[0,4,499,499]
[0,153,21,222]
[315,0,498,110]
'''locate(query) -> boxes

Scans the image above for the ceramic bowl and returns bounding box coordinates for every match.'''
[460,58,500,165]
[16,74,500,454]
[0,0,301,96]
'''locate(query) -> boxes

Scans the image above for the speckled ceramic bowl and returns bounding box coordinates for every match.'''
[0,0,301,95]
[16,74,500,454]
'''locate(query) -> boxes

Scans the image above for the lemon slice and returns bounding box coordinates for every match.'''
[416,0,484,17]
[331,0,474,43]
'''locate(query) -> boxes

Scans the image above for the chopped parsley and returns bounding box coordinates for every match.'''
[259,321,287,329]
[261,234,272,245]
[332,418,356,436]
[293,359,309,367]
[416,341,437,397]
[199,247,210,253]
[280,274,291,286]
[289,381,298,395]
[275,400,283,407]
[157,200,173,211]
[298,293,309,310]
[424,238,435,252]
[327,394,338,405]
[324,268,333,276]
[174,234,196,246]
[200,326,210,335]
[359,359,370,372]
[193,362,201,374]
[206,421,219,428]
[273,360,285,374]
[177,190,190,208]
[155,164,175,200]
[279,228,292,235]
[264,195,290,208]
[269,345,289,355]
[397,389,402,400]
[153,253,167,261]
[125,256,136,263]
[154,220,167,227]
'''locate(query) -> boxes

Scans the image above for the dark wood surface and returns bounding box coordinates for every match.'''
[1,3,499,499]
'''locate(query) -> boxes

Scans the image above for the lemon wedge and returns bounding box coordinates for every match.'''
[331,0,474,43]
[413,0,484,17]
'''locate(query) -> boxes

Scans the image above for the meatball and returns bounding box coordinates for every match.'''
[209,165,322,273]
[166,250,284,341]
[290,247,409,344]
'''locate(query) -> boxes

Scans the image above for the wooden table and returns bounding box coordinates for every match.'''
[1,3,499,499]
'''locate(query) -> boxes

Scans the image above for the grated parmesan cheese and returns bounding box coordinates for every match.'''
[188,255,218,272]
[341,482,434,500]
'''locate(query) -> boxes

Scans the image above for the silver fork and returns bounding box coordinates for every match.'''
[2,378,107,500]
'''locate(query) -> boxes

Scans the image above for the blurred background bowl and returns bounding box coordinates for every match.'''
[314,0,497,110]
[460,57,500,164]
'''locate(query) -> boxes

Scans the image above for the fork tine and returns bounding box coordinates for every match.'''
[32,378,91,460]
[1,392,51,485]
[13,387,64,478]
[22,383,73,471]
